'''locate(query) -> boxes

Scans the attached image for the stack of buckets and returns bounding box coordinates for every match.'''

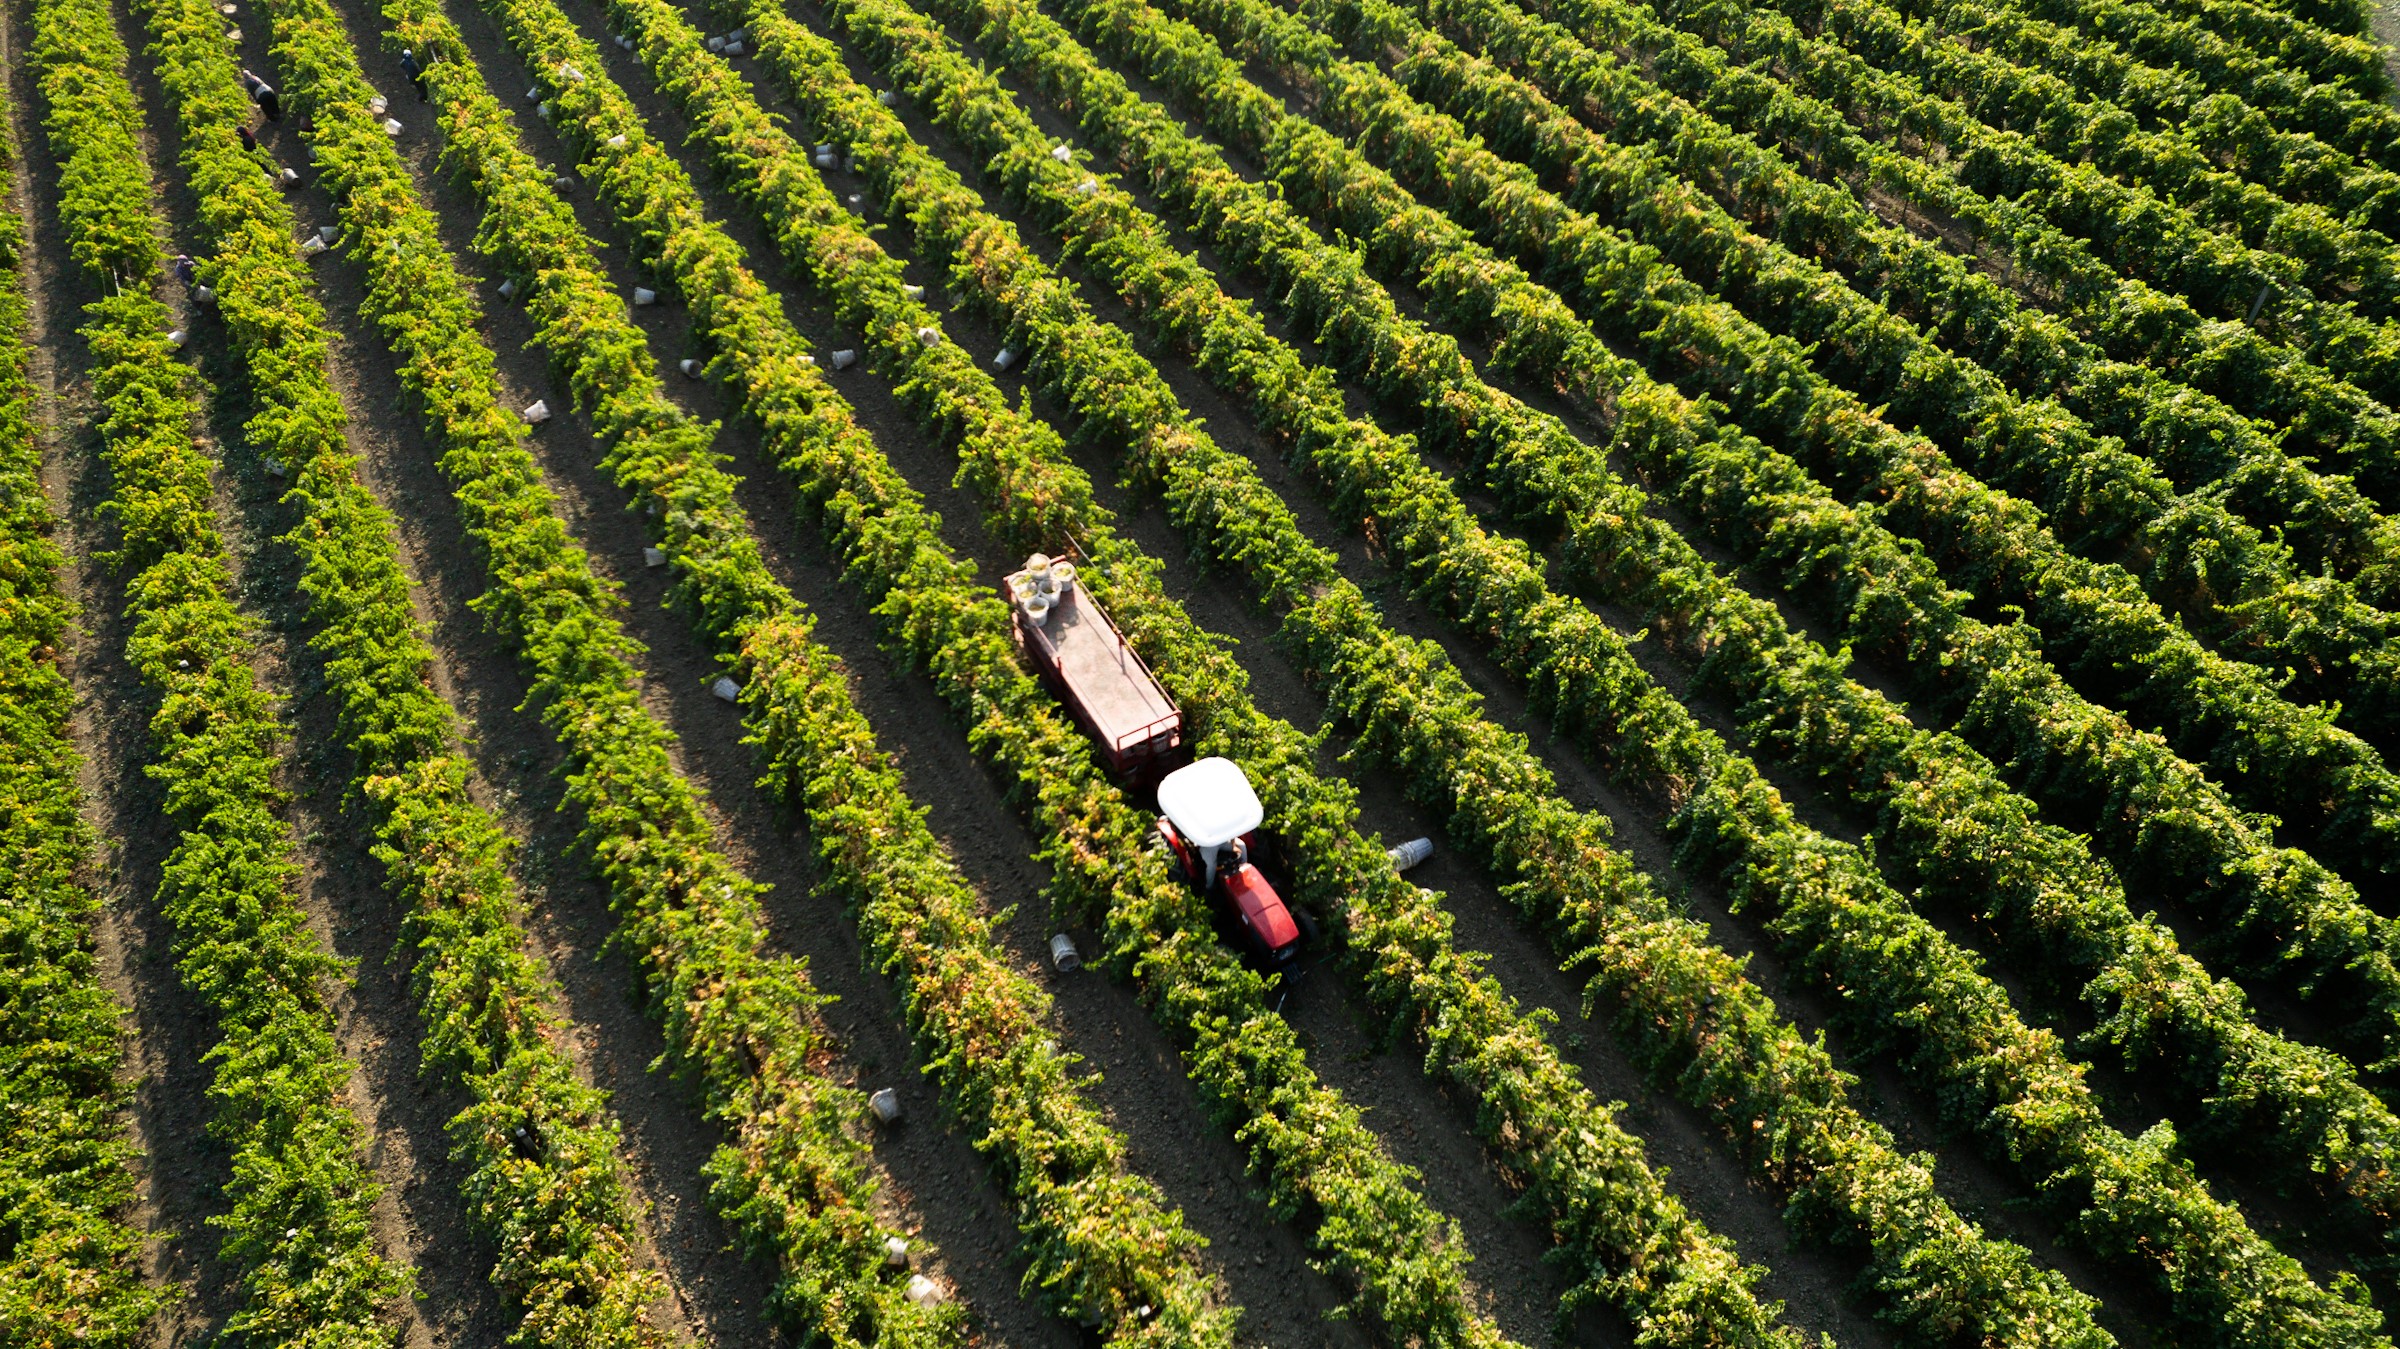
[1014,553,1077,625]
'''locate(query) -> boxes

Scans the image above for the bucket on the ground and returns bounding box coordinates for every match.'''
[1049,933,1081,972]
[1387,837,1434,871]
[869,1088,902,1124]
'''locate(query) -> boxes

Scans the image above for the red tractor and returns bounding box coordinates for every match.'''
[1152,756,1313,972]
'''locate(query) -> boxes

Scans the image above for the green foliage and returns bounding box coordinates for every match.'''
[1183,0,2400,1274]
[1289,0,2400,895]
[33,0,411,1340]
[1889,0,2393,200]
[811,0,2397,1339]
[1186,0,2400,889]
[1794,0,2400,250]
[1967,0,2400,167]
[219,0,969,1338]
[0,20,155,1349]
[129,0,678,1339]
[531,0,1529,1338]
[1619,0,2400,506]
[1379,0,2400,758]
[369,0,1237,1333]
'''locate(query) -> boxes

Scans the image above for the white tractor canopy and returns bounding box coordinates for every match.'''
[1156,756,1263,848]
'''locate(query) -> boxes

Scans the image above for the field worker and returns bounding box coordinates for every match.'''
[241,67,280,120]
[399,48,426,101]
[237,122,256,152]
[170,254,195,288]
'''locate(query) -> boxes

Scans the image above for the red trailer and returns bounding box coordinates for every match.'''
[1007,555,1183,791]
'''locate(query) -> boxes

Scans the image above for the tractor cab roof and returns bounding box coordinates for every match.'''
[1156,757,1263,848]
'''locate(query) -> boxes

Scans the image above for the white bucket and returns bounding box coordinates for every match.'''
[605,133,627,149]
[382,117,403,136]
[797,352,815,366]
[991,346,1018,372]
[828,349,857,370]
[877,89,894,105]
[1048,932,1080,972]
[300,235,327,255]
[1047,560,1075,591]
[1076,178,1097,196]
[711,675,741,702]
[869,1088,902,1124]
[368,94,387,114]
[642,546,666,568]
[318,224,339,243]
[678,357,702,377]
[632,286,657,305]
[900,283,923,300]
[916,327,941,347]
[883,1235,910,1268]
[537,100,553,119]
[279,167,300,184]
[1387,837,1434,871]
[559,62,583,82]
[194,285,216,302]
[730,26,748,42]
[724,40,744,55]
[905,1274,943,1309]
[165,329,188,348]
[707,34,725,50]
[553,175,573,190]
[813,148,835,169]
[1021,593,1052,624]
[520,399,551,424]
[264,455,287,478]
[1025,553,1052,573]
[498,278,519,299]
[526,85,540,100]
[615,33,633,48]
[1050,143,1071,162]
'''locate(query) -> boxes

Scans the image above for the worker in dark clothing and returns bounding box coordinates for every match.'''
[170,255,196,288]
[399,48,426,101]
[240,67,279,120]
[237,123,256,152]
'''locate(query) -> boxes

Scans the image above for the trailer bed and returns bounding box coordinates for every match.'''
[1014,579,1180,780]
